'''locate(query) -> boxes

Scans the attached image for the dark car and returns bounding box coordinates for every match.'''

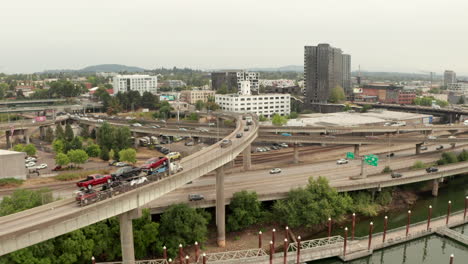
[391,172,402,178]
[386,153,395,157]
[52,165,62,171]
[244,127,250,132]
[112,166,142,180]
[426,167,438,173]
[436,145,444,150]
[236,133,243,138]
[188,194,204,201]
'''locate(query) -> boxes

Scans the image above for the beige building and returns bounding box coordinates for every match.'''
[181,90,215,104]
[0,150,26,180]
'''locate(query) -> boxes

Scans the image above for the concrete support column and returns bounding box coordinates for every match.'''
[293,143,299,164]
[354,144,360,157]
[416,143,422,155]
[25,134,30,145]
[216,166,226,247]
[432,179,439,197]
[5,131,11,149]
[133,132,139,149]
[451,143,456,149]
[242,144,251,171]
[39,127,45,139]
[119,211,136,264]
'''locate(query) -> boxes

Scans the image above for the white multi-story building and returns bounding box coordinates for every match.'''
[215,81,290,117]
[444,70,457,86]
[112,75,158,95]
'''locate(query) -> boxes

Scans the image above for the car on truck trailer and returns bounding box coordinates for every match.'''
[140,157,169,171]
[76,174,113,189]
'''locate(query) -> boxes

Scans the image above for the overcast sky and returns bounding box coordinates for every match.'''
[2,0,468,74]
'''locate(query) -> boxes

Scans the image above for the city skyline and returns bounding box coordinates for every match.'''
[1,0,468,74]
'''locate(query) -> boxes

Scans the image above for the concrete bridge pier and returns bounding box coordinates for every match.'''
[24,134,30,145]
[354,144,360,157]
[293,143,300,164]
[5,131,11,148]
[39,126,46,140]
[119,209,141,264]
[133,132,139,149]
[243,144,251,170]
[216,165,226,247]
[416,143,423,155]
[432,179,439,196]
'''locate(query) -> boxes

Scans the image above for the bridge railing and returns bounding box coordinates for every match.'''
[287,235,344,251]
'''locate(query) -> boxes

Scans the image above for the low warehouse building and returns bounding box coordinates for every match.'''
[0,150,26,180]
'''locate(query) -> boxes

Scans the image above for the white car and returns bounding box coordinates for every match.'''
[336,159,349,165]
[97,119,104,123]
[427,136,437,140]
[37,163,48,169]
[269,168,282,174]
[130,177,148,186]
[132,123,142,127]
[25,157,37,163]
[448,136,457,139]
[25,162,36,168]
[115,162,129,167]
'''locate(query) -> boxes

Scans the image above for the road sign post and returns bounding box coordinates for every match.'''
[359,154,379,179]
[346,152,355,160]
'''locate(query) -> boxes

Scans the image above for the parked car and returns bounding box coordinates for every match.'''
[279,143,289,148]
[76,174,113,189]
[391,172,403,178]
[37,163,48,169]
[269,168,282,174]
[236,133,243,138]
[25,162,36,168]
[167,152,181,160]
[115,162,129,167]
[75,189,99,205]
[185,141,194,146]
[220,139,232,148]
[25,157,37,163]
[188,194,205,201]
[420,146,428,151]
[426,167,439,173]
[336,159,349,165]
[436,145,444,150]
[52,165,62,171]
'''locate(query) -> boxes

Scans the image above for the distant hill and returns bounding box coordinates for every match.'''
[41,64,146,74]
[248,65,303,72]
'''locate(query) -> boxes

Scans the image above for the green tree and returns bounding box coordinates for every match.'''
[65,123,74,141]
[97,122,115,150]
[382,166,392,173]
[259,115,267,122]
[205,101,220,111]
[55,153,70,167]
[288,112,299,119]
[160,204,210,257]
[119,148,137,164]
[133,209,163,259]
[100,147,110,161]
[113,127,132,151]
[67,149,89,167]
[329,85,346,103]
[272,113,287,126]
[23,144,37,156]
[458,149,468,161]
[52,139,65,153]
[186,113,199,121]
[411,160,426,169]
[437,152,458,165]
[12,144,24,152]
[0,189,52,216]
[67,137,83,151]
[361,104,372,113]
[195,100,205,111]
[227,191,263,232]
[45,126,55,142]
[55,124,65,140]
[216,84,228,94]
[350,192,380,217]
[86,144,101,158]
[273,177,352,228]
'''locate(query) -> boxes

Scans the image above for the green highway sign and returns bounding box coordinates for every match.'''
[364,154,379,166]
[346,152,355,160]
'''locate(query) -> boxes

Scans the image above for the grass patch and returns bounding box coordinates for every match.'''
[411,160,427,170]
[0,178,24,187]
[54,169,110,181]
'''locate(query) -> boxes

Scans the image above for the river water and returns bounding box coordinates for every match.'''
[309,175,468,263]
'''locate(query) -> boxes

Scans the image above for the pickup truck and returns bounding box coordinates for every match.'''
[140,157,169,170]
[112,166,142,180]
[76,174,112,189]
